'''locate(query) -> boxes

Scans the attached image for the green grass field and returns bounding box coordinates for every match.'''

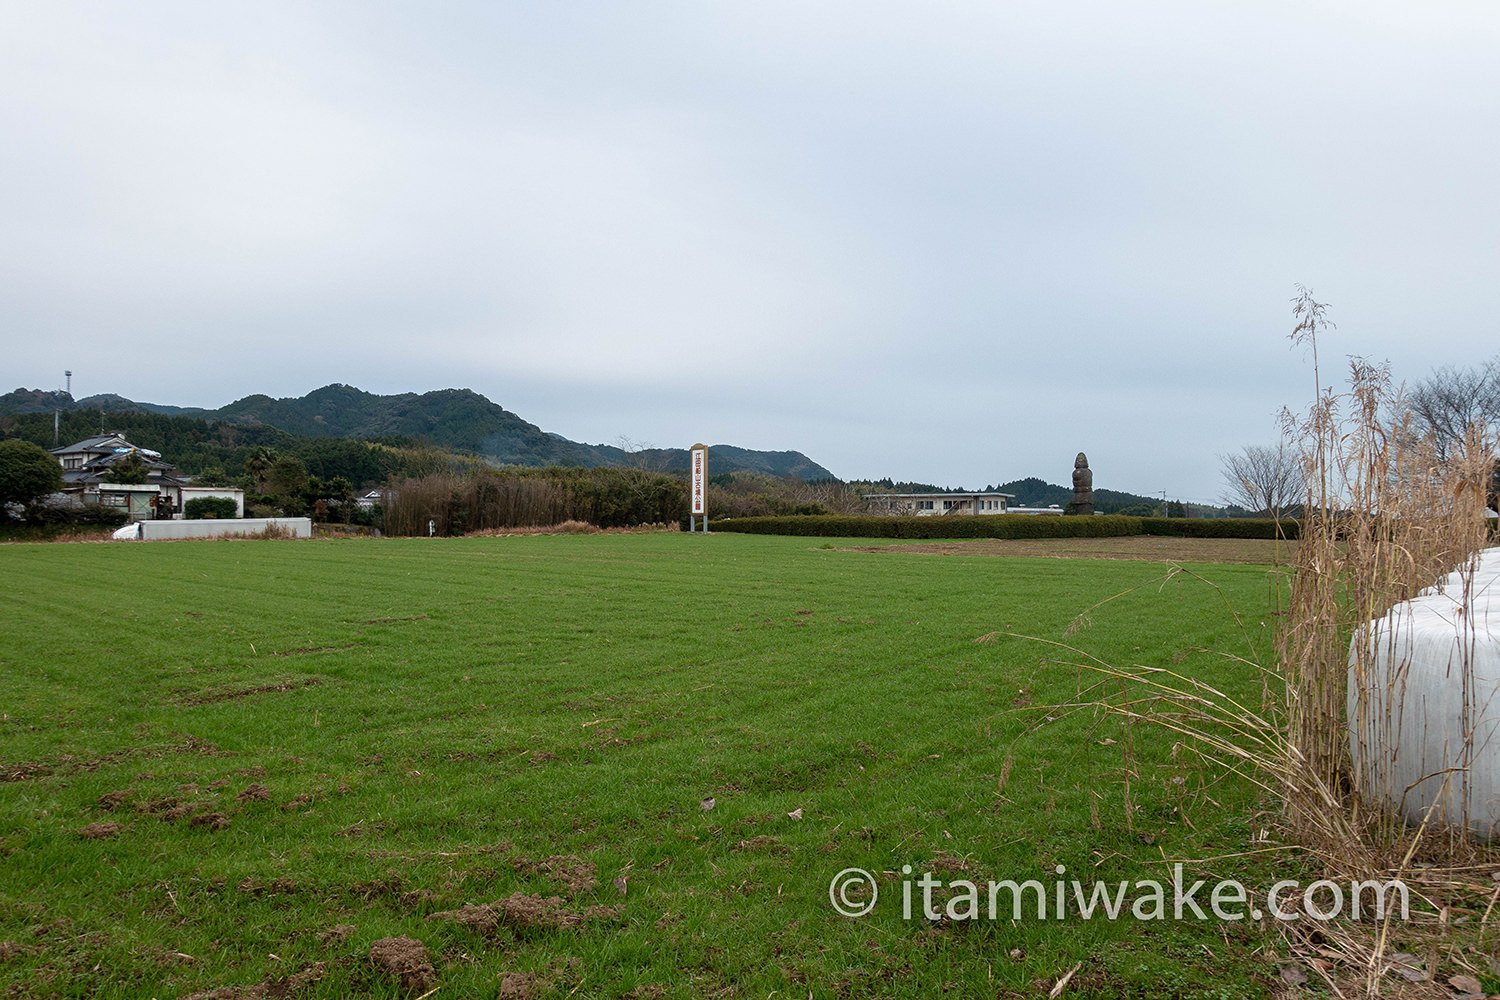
[0,533,1291,998]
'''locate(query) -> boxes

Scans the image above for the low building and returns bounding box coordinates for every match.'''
[865,492,1015,516]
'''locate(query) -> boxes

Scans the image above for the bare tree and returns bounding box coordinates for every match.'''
[612,435,672,473]
[1219,443,1306,516]
[1408,358,1500,461]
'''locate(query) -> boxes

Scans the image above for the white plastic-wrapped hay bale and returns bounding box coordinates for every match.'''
[1348,547,1500,838]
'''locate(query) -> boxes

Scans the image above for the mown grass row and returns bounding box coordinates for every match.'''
[1,534,1286,998]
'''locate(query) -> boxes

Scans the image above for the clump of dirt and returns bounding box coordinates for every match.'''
[98,789,134,811]
[77,821,122,839]
[237,876,296,895]
[179,960,325,999]
[159,802,201,822]
[281,792,320,811]
[498,970,543,998]
[207,778,230,790]
[515,854,597,896]
[432,893,621,935]
[530,751,556,764]
[319,924,355,945]
[137,795,180,815]
[0,940,30,961]
[236,783,271,802]
[368,936,435,991]
[189,811,231,831]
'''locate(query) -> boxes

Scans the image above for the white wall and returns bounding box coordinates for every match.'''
[122,517,313,540]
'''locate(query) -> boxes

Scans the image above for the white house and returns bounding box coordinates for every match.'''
[865,492,1015,516]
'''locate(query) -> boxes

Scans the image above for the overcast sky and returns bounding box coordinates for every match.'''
[4,2,1497,502]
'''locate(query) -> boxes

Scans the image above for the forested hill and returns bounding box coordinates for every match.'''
[1,383,834,479]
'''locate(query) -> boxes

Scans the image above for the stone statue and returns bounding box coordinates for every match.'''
[1070,452,1094,516]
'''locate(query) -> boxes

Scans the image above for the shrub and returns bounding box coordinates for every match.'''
[0,439,63,506]
[184,496,240,520]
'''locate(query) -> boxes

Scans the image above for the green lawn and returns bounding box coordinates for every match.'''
[0,533,1287,998]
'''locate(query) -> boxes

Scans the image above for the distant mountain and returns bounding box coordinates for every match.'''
[206,384,834,477]
[1,382,834,479]
[0,388,74,413]
[77,393,205,416]
[0,387,204,416]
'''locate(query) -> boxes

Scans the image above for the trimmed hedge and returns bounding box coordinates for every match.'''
[11,504,130,527]
[708,513,1301,540]
[185,496,240,519]
[1137,517,1300,540]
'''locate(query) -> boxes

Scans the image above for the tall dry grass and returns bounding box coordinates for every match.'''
[1264,296,1497,994]
[1021,291,1499,993]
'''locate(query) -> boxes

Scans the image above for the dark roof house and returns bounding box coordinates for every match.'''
[50,433,185,489]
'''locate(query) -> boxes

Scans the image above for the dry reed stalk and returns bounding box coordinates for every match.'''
[1012,291,1499,995]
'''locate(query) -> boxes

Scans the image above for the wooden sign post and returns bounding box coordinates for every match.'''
[689,443,708,533]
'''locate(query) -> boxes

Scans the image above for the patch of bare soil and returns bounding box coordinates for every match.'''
[733,835,788,855]
[368,936,435,991]
[431,893,622,935]
[0,941,28,962]
[319,924,355,946]
[77,821,122,839]
[281,792,321,811]
[515,854,597,896]
[498,970,543,998]
[840,535,1297,565]
[622,986,666,1000]
[3,736,229,783]
[175,678,321,706]
[179,960,325,999]
[929,851,974,875]
[269,644,356,657]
